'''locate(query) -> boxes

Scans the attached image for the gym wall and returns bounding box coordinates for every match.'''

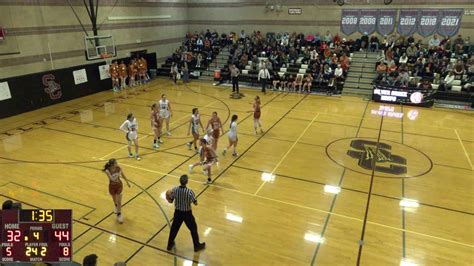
[0,0,188,79]
[187,0,474,41]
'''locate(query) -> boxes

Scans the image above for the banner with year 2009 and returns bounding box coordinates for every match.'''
[358,9,378,35]
[438,9,463,37]
[417,9,440,37]
[377,9,396,36]
[341,9,360,35]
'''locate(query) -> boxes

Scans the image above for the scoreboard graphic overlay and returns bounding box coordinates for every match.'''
[1,209,72,263]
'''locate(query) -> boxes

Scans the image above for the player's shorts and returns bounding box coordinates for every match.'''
[126,131,138,141]
[109,181,123,195]
[159,109,170,119]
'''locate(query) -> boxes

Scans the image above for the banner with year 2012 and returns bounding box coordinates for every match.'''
[417,9,440,37]
[398,9,419,36]
[438,9,463,37]
[341,9,360,35]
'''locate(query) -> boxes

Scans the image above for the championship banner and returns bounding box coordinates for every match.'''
[377,9,397,36]
[417,9,440,37]
[398,10,419,36]
[358,9,378,35]
[438,9,463,37]
[341,9,360,35]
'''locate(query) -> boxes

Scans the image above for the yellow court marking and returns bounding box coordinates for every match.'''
[99,100,219,159]
[119,163,474,249]
[254,113,319,195]
[454,129,473,170]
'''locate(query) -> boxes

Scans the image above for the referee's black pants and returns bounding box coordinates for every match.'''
[261,79,267,93]
[167,210,200,248]
[232,76,239,93]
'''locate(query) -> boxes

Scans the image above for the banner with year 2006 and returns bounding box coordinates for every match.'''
[341,9,360,35]
[398,9,418,36]
[358,9,378,35]
[417,9,440,37]
[438,9,463,37]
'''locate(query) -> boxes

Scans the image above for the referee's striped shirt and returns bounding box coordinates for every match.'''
[172,186,197,211]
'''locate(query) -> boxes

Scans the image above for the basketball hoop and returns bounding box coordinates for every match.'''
[100,53,113,65]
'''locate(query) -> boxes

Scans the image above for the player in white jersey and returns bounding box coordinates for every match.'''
[158,94,173,136]
[222,114,239,157]
[187,108,204,153]
[120,113,141,160]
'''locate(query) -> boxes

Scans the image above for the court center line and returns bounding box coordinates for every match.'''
[454,129,473,170]
[98,100,219,160]
[254,113,319,195]
[115,163,474,249]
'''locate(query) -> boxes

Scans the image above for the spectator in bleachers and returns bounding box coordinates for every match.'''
[454,59,465,79]
[170,62,178,83]
[376,62,388,82]
[303,74,313,93]
[370,34,380,52]
[420,79,433,89]
[428,34,440,50]
[399,53,408,65]
[440,72,455,91]
[324,31,333,44]
[361,32,369,51]
[293,74,304,92]
[334,64,344,81]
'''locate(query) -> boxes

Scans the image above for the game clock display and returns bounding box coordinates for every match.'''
[1,209,72,263]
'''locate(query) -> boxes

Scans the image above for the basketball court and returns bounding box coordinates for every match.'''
[0,80,472,265]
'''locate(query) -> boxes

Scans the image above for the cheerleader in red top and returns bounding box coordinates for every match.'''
[253,96,264,134]
[118,61,128,89]
[103,159,131,223]
[206,112,223,151]
[150,104,163,149]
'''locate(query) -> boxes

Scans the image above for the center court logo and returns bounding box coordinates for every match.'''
[326,137,432,178]
[346,139,407,175]
[42,74,62,100]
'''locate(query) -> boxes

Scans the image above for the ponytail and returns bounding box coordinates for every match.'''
[103,159,116,171]
[230,114,238,128]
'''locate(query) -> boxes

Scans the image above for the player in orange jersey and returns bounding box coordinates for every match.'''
[103,159,131,223]
[109,61,120,92]
[118,61,128,89]
[206,112,223,151]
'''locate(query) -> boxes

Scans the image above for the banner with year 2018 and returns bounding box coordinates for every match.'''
[438,9,463,37]
[417,9,440,37]
[341,9,360,35]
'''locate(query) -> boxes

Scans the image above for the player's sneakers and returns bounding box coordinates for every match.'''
[186,142,192,150]
[222,149,227,156]
[203,179,212,185]
[135,155,141,161]
[153,143,160,148]
[117,213,124,224]
[232,152,238,157]
[128,153,134,158]
[189,164,194,173]
[158,139,164,144]
[203,170,208,176]
[166,132,172,136]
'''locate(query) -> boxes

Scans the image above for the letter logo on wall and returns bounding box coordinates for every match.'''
[347,139,407,175]
[42,74,62,100]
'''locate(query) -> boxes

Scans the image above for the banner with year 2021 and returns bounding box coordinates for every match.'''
[437,9,463,37]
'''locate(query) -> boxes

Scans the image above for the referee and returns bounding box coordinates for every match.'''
[230,64,240,93]
[167,175,206,252]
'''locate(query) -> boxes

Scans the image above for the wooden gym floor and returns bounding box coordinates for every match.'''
[0,79,472,265]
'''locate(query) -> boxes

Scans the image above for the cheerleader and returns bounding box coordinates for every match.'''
[150,104,163,149]
[206,111,223,151]
[103,159,131,223]
[187,108,204,153]
[118,61,128,89]
[197,138,218,184]
[159,94,173,136]
[110,61,120,92]
[138,57,148,84]
[119,113,141,160]
[222,114,238,157]
[253,96,264,134]
[128,60,136,87]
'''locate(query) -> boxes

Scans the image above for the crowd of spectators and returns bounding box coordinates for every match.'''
[226,30,357,92]
[371,33,473,92]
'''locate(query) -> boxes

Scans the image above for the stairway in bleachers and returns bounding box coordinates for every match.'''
[342,51,378,98]
[198,48,230,81]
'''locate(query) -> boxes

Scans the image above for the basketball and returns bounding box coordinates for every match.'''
[165,189,174,203]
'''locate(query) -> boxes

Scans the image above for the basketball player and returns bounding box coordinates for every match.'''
[119,113,141,160]
[199,138,218,184]
[159,94,173,136]
[222,114,238,157]
[253,96,264,134]
[118,61,128,89]
[188,130,213,174]
[187,108,204,153]
[128,59,136,87]
[103,159,131,223]
[206,112,223,151]
[138,57,147,85]
[150,104,163,149]
[110,61,120,92]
